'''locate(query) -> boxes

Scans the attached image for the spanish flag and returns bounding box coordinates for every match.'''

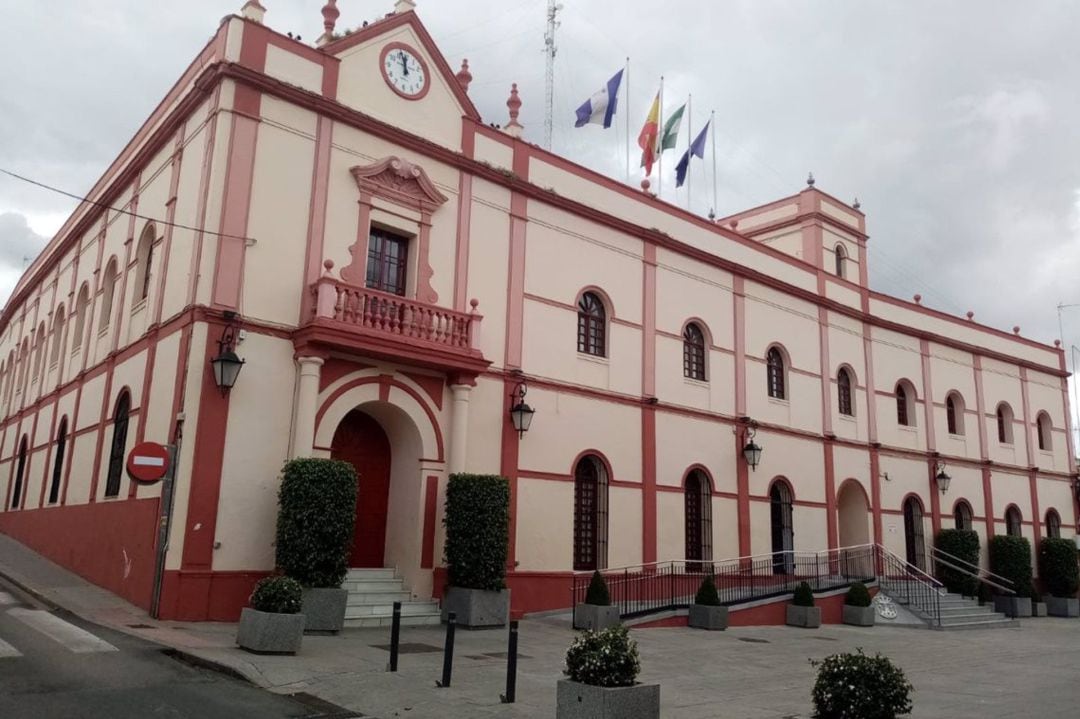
[638,91,661,176]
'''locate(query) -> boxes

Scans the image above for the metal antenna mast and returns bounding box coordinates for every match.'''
[543,0,563,150]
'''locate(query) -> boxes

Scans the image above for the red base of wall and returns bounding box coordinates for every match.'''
[157,569,270,621]
[633,587,880,628]
[0,499,160,610]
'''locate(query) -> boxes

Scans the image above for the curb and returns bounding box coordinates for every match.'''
[161,647,256,684]
[0,566,63,613]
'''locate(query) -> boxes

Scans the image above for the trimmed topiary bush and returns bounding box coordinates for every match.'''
[1039,537,1079,598]
[564,625,640,687]
[695,576,721,606]
[811,649,913,719]
[934,529,980,596]
[275,458,358,588]
[250,576,303,614]
[793,581,815,607]
[585,570,611,606]
[444,473,510,591]
[845,582,872,607]
[989,535,1033,598]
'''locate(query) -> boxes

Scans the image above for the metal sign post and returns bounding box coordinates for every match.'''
[149,444,178,619]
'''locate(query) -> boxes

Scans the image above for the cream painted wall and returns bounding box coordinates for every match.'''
[655,412,736,493]
[748,433,827,504]
[515,478,573,571]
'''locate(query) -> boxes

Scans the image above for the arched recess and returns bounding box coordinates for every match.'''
[572,450,611,571]
[836,478,871,547]
[769,477,794,574]
[902,494,927,570]
[683,466,713,567]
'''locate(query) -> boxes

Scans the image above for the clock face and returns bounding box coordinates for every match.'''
[382,46,428,99]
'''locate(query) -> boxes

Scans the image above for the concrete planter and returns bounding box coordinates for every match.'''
[842,604,876,627]
[688,604,728,630]
[1046,596,1080,617]
[786,604,821,628]
[236,608,304,654]
[1032,602,1047,617]
[301,587,348,633]
[994,595,1032,618]
[556,679,660,719]
[573,603,621,631]
[441,587,510,628]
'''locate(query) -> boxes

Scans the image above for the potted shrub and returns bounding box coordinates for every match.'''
[811,648,913,719]
[557,625,659,719]
[441,474,511,628]
[574,570,621,630]
[276,458,358,633]
[842,581,875,627]
[934,529,980,597]
[1040,537,1080,617]
[688,575,728,630]
[237,576,305,654]
[989,535,1033,618]
[786,581,820,628]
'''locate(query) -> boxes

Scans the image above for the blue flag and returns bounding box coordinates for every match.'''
[675,120,710,188]
[575,69,624,129]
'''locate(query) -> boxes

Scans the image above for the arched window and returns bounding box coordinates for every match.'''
[99,257,119,332]
[104,391,131,498]
[766,347,786,400]
[837,367,853,416]
[903,496,926,569]
[50,305,66,365]
[1036,413,1052,451]
[48,417,68,505]
[576,292,606,357]
[896,382,914,427]
[684,469,713,569]
[683,323,706,381]
[31,321,46,382]
[1045,509,1062,539]
[72,283,90,350]
[10,436,29,510]
[770,480,794,574]
[134,223,155,304]
[573,454,609,571]
[946,392,965,435]
[953,500,973,531]
[1005,505,1022,537]
[996,403,1014,444]
[834,244,847,278]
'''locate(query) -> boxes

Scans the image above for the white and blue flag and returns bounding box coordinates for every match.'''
[574,69,624,129]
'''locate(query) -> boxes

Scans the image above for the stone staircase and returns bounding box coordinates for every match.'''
[889,587,1018,630]
[342,568,441,628]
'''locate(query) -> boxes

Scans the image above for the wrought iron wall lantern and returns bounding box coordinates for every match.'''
[934,461,952,494]
[210,311,245,395]
[739,419,763,471]
[508,378,535,438]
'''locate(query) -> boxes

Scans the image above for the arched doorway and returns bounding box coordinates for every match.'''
[770,480,794,574]
[684,469,713,570]
[836,480,870,547]
[573,454,609,571]
[903,496,926,570]
[331,409,392,567]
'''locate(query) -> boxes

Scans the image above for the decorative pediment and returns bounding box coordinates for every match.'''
[350,156,448,213]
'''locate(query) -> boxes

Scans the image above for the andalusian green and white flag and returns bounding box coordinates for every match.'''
[658,103,686,152]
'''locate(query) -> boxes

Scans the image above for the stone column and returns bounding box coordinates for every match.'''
[449,382,473,475]
[290,356,324,458]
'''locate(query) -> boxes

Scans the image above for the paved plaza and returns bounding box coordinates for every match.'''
[2,534,1078,718]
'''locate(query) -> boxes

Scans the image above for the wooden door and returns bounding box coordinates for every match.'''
[331,410,392,568]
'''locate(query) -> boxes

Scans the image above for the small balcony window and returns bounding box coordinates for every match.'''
[365,228,409,296]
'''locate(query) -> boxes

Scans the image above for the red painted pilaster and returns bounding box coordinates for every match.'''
[869,446,883,545]
[641,404,657,564]
[824,439,838,550]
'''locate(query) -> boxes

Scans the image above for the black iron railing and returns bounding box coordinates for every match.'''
[876,545,943,627]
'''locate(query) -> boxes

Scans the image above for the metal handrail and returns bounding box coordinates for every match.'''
[930,546,1015,588]
[874,544,945,589]
[874,544,943,627]
[572,543,880,576]
[931,555,1016,595]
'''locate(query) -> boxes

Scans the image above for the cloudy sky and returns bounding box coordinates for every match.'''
[3,0,1080,353]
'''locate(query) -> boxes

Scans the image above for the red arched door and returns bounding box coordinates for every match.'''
[331,409,392,568]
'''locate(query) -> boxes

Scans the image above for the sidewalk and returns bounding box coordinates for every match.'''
[3,532,1080,718]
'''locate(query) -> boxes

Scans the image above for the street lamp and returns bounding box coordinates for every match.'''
[509,379,534,438]
[210,311,245,395]
[934,462,952,494]
[741,420,763,471]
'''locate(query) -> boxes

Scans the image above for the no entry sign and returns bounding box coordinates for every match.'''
[126,442,171,484]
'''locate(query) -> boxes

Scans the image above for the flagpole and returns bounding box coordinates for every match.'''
[625,57,631,185]
[657,76,664,199]
[710,109,718,219]
[686,93,692,211]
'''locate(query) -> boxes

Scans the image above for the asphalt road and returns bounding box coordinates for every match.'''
[0,577,334,719]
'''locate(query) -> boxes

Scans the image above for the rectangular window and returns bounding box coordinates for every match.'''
[365,229,409,296]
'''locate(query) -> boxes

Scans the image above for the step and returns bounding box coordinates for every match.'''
[346,590,412,606]
[345,601,441,618]
[345,568,399,581]
[939,612,1005,623]
[343,579,407,593]
[343,610,442,628]
[934,618,1019,630]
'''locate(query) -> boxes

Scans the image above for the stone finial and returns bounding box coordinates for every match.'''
[323,258,335,276]
[966,311,975,321]
[470,298,480,312]
[456,59,473,92]
[1013,326,1021,335]
[241,0,266,23]
[394,0,417,14]
[806,172,815,188]
[708,208,716,221]
[317,0,340,46]
[853,197,861,210]
[641,178,651,193]
[729,219,739,230]
[913,294,922,305]
[1055,339,1062,348]
[505,83,523,138]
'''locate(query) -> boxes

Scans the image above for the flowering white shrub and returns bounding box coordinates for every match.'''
[564,625,640,687]
[811,649,912,719]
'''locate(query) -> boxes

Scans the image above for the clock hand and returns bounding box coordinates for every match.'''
[399,51,409,77]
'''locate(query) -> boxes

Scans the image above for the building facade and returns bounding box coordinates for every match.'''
[1,2,1077,621]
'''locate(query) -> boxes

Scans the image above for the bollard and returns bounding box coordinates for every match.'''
[387,601,402,672]
[499,620,519,703]
[436,611,456,688]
